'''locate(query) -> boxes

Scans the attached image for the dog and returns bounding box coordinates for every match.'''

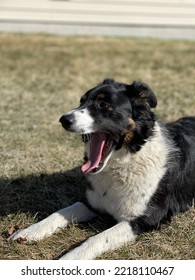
[9,79,195,260]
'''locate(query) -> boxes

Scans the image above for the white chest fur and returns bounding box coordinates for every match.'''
[86,123,171,221]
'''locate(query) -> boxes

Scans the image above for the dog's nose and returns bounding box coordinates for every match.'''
[59,114,75,130]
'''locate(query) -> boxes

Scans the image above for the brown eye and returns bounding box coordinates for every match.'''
[98,102,112,110]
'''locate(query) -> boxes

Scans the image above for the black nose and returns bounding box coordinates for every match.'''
[59,114,75,131]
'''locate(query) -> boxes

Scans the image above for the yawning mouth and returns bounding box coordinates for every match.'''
[81,132,114,174]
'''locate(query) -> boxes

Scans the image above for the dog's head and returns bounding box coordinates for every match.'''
[60,79,157,174]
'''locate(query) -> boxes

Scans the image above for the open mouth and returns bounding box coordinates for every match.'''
[81,132,114,174]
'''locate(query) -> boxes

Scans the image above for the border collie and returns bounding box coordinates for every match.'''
[9,79,195,260]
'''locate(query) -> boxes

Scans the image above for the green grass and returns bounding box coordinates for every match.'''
[0,33,195,259]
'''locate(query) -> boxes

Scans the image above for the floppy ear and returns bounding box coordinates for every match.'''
[128,81,157,108]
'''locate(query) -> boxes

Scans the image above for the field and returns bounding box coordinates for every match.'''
[0,33,195,260]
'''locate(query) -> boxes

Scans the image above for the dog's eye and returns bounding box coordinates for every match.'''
[98,102,112,110]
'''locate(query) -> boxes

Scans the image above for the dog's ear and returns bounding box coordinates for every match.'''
[127,81,157,108]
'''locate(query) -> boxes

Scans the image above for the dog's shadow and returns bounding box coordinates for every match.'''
[0,167,86,219]
[0,167,115,257]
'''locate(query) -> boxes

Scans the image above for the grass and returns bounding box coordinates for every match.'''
[0,33,195,260]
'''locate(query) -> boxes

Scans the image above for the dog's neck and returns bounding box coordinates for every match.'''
[96,122,169,173]
[86,122,173,220]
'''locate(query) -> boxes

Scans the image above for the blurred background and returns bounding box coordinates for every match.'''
[0,0,195,40]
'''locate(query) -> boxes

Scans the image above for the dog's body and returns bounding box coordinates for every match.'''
[9,79,195,259]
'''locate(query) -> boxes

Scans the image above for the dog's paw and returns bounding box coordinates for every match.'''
[8,223,49,243]
[8,229,29,243]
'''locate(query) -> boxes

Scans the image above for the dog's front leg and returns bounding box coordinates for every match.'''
[60,220,136,260]
[8,202,96,242]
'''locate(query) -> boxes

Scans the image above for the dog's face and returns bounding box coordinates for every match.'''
[60,79,157,174]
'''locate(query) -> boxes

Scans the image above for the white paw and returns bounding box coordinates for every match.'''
[8,223,47,243]
[8,212,68,243]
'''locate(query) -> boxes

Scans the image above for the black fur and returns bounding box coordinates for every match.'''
[131,117,195,235]
[79,79,157,152]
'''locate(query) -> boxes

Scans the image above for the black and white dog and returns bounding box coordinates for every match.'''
[10,79,195,259]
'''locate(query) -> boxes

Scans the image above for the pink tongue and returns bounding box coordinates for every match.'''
[81,132,108,174]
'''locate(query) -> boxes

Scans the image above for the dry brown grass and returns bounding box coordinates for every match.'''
[0,33,195,260]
